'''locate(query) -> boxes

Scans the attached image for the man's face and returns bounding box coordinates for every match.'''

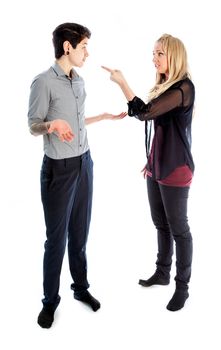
[69,38,89,67]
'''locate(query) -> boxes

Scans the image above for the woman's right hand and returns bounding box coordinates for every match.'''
[101,65,136,102]
[48,119,74,142]
[141,164,148,179]
[101,66,126,86]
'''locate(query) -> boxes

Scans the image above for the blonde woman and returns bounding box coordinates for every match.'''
[102,34,195,311]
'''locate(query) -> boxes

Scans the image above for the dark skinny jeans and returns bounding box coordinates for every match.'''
[147,176,193,290]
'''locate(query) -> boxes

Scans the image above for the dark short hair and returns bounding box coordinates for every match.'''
[52,22,91,59]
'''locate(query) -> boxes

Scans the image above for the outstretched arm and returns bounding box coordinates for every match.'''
[85,112,127,125]
[102,66,191,121]
[101,66,136,102]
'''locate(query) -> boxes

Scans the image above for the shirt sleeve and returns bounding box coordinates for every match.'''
[27,75,50,135]
[127,86,185,121]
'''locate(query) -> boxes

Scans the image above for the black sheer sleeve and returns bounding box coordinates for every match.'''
[127,79,194,121]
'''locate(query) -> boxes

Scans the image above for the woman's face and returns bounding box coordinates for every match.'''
[152,41,168,78]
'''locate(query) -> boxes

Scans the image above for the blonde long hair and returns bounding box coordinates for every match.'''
[148,34,191,101]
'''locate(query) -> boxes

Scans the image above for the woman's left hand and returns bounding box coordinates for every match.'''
[141,164,149,179]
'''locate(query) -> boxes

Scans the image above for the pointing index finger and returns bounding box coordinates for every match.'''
[101,65,114,73]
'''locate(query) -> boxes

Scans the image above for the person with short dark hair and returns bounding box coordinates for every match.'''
[28,22,126,328]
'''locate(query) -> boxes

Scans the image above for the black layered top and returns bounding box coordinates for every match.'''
[128,78,195,180]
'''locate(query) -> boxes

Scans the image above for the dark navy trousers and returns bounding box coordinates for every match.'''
[40,150,93,310]
[147,176,193,290]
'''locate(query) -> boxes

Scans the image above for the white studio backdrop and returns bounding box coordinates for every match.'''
[1,0,220,349]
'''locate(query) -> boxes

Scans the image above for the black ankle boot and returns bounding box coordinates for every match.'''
[166,289,189,311]
[139,271,170,287]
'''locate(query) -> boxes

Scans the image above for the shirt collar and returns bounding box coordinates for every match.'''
[52,62,79,80]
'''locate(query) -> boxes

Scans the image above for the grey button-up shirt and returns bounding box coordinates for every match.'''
[28,63,89,159]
